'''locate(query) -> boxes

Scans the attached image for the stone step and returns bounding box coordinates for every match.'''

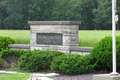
[29,73,59,80]
[28,77,53,80]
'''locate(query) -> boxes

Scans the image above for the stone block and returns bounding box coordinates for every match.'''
[52,25,61,29]
[58,46,70,51]
[70,47,93,52]
[35,44,50,47]
[31,47,42,50]
[30,33,36,40]
[30,40,36,44]
[8,44,30,49]
[60,25,78,30]
[61,30,71,34]
[70,37,78,41]
[93,74,120,80]
[49,46,70,51]
[69,41,78,45]
[63,36,71,45]
[49,46,58,50]
[57,50,70,54]
[63,34,77,37]
[70,25,78,30]
[71,51,83,55]
[30,77,53,80]
[39,25,53,30]
[30,25,39,29]
[31,47,50,51]
[29,73,59,80]
[10,48,29,51]
[71,30,78,34]
[31,29,39,33]
[83,52,90,55]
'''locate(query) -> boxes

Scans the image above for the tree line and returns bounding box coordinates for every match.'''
[0,0,120,30]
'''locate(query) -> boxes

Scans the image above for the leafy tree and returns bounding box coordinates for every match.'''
[28,0,53,21]
[2,0,119,30]
[116,0,120,30]
[93,0,112,30]
[52,0,97,30]
[0,0,8,29]
[0,0,24,29]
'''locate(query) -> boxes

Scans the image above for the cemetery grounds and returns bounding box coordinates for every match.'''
[0,30,120,47]
[0,30,120,80]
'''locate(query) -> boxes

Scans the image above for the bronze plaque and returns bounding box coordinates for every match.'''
[37,33,62,45]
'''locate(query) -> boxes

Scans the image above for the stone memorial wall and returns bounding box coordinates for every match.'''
[28,21,81,54]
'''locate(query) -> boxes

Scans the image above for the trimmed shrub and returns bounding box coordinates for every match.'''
[0,57,4,68]
[0,49,28,58]
[18,50,64,72]
[51,54,94,74]
[50,54,66,71]
[0,49,28,68]
[59,54,85,74]
[90,36,120,71]
[0,36,17,51]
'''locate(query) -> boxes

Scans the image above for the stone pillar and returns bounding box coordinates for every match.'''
[28,21,81,54]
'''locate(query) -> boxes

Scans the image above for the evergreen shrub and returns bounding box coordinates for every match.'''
[0,36,17,51]
[51,54,94,74]
[18,50,64,72]
[90,36,120,71]
[0,57,4,68]
[0,49,27,58]
[0,49,28,67]
[50,54,66,71]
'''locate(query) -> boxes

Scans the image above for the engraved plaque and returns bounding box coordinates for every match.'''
[37,33,62,45]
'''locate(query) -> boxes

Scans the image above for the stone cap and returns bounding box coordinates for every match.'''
[70,47,93,52]
[28,21,81,25]
[8,44,30,49]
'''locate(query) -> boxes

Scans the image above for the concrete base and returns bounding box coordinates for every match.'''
[93,74,120,80]
[29,73,59,80]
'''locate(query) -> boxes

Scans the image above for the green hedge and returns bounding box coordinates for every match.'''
[18,50,64,72]
[0,49,27,58]
[0,57,4,68]
[0,49,28,68]
[90,36,120,71]
[51,54,94,74]
[0,36,17,51]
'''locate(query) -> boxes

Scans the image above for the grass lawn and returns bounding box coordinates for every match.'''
[0,30,120,47]
[79,30,120,47]
[0,73,31,80]
[0,30,30,44]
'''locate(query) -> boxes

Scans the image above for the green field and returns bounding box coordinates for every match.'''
[0,30,120,47]
[0,30,30,44]
[79,30,120,47]
[0,73,31,80]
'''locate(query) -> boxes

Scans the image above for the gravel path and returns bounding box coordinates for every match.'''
[53,73,104,80]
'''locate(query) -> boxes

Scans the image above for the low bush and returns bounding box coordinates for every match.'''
[0,49,28,68]
[90,36,120,71]
[51,54,94,74]
[0,49,28,58]
[18,50,64,72]
[50,54,66,71]
[0,36,17,51]
[0,57,4,68]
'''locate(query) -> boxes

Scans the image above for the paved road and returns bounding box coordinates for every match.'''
[53,73,102,80]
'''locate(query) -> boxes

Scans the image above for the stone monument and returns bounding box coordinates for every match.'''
[28,21,81,54]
